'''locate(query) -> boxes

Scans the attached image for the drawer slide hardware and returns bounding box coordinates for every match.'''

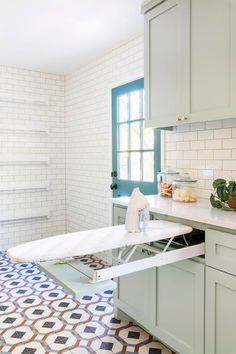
[92,241,205,283]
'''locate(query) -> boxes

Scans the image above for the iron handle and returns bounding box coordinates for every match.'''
[111,171,117,177]
[110,183,118,190]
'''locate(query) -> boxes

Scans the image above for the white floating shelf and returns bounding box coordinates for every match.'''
[0,123,49,135]
[0,155,50,165]
[0,208,50,224]
[0,92,49,106]
[0,182,49,193]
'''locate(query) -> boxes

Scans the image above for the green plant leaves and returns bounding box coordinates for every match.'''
[210,193,216,207]
[210,193,224,209]
[216,185,229,202]
[211,178,236,211]
[212,178,226,189]
[228,181,236,198]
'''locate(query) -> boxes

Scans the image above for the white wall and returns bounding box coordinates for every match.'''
[0,66,66,250]
[65,36,144,232]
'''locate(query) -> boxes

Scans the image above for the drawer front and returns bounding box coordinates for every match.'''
[206,229,236,275]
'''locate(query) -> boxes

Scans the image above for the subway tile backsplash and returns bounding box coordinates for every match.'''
[165,120,236,198]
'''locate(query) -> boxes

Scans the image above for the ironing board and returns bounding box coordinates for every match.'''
[7,219,204,294]
[8,220,192,263]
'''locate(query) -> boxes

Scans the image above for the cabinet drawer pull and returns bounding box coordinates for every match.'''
[176,116,188,122]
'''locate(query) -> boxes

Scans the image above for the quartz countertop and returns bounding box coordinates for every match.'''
[111,195,236,231]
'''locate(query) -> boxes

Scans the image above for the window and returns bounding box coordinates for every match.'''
[112,78,160,196]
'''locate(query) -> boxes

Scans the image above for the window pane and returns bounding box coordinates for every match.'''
[143,127,154,150]
[118,94,129,122]
[118,152,128,180]
[130,122,140,150]
[130,90,140,120]
[143,151,154,182]
[119,124,128,151]
[130,152,141,181]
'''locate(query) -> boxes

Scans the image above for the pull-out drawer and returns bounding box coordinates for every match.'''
[38,259,117,298]
[206,229,236,275]
[39,240,205,298]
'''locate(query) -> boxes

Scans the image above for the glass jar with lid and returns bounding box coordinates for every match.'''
[157,168,180,197]
[172,173,198,202]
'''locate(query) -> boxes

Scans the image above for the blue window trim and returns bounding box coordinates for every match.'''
[112,78,161,196]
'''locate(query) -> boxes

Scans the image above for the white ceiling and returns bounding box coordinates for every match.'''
[0,0,144,75]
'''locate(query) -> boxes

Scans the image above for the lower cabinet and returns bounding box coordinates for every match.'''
[205,266,236,354]
[154,260,204,354]
[113,205,205,354]
[115,250,156,328]
[115,257,204,354]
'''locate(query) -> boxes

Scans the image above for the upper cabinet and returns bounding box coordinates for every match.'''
[143,0,236,128]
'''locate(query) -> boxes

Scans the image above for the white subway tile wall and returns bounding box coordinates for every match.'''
[2,35,236,250]
[65,36,144,232]
[0,66,66,250]
[165,120,236,198]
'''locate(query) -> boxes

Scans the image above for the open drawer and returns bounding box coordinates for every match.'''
[38,259,117,298]
[39,237,205,297]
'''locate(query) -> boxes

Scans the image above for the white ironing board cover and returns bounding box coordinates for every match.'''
[7,220,192,263]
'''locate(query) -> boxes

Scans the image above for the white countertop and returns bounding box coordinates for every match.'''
[111,195,236,231]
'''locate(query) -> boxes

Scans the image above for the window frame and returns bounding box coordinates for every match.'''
[112,78,161,196]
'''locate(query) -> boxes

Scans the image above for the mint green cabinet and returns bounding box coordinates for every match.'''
[206,229,236,276]
[113,205,126,225]
[144,0,236,128]
[154,260,204,354]
[113,205,205,354]
[113,206,156,328]
[205,266,236,354]
[144,0,190,128]
[115,250,156,329]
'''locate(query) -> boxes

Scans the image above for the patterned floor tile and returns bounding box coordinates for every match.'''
[11,341,46,354]
[45,330,77,351]
[138,341,173,354]
[91,335,125,353]
[0,313,25,329]
[76,321,106,339]
[24,305,52,320]
[118,325,151,345]
[87,301,113,317]
[2,325,34,345]
[62,308,91,324]
[0,252,174,354]
[34,316,64,334]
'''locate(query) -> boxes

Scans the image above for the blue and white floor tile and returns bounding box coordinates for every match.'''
[0,252,174,354]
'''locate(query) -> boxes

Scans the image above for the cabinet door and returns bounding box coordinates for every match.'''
[145,0,190,128]
[206,267,236,354]
[189,0,236,123]
[115,250,156,328]
[113,206,156,327]
[113,206,126,225]
[154,260,205,354]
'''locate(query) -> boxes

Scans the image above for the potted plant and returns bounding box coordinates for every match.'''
[210,178,236,210]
